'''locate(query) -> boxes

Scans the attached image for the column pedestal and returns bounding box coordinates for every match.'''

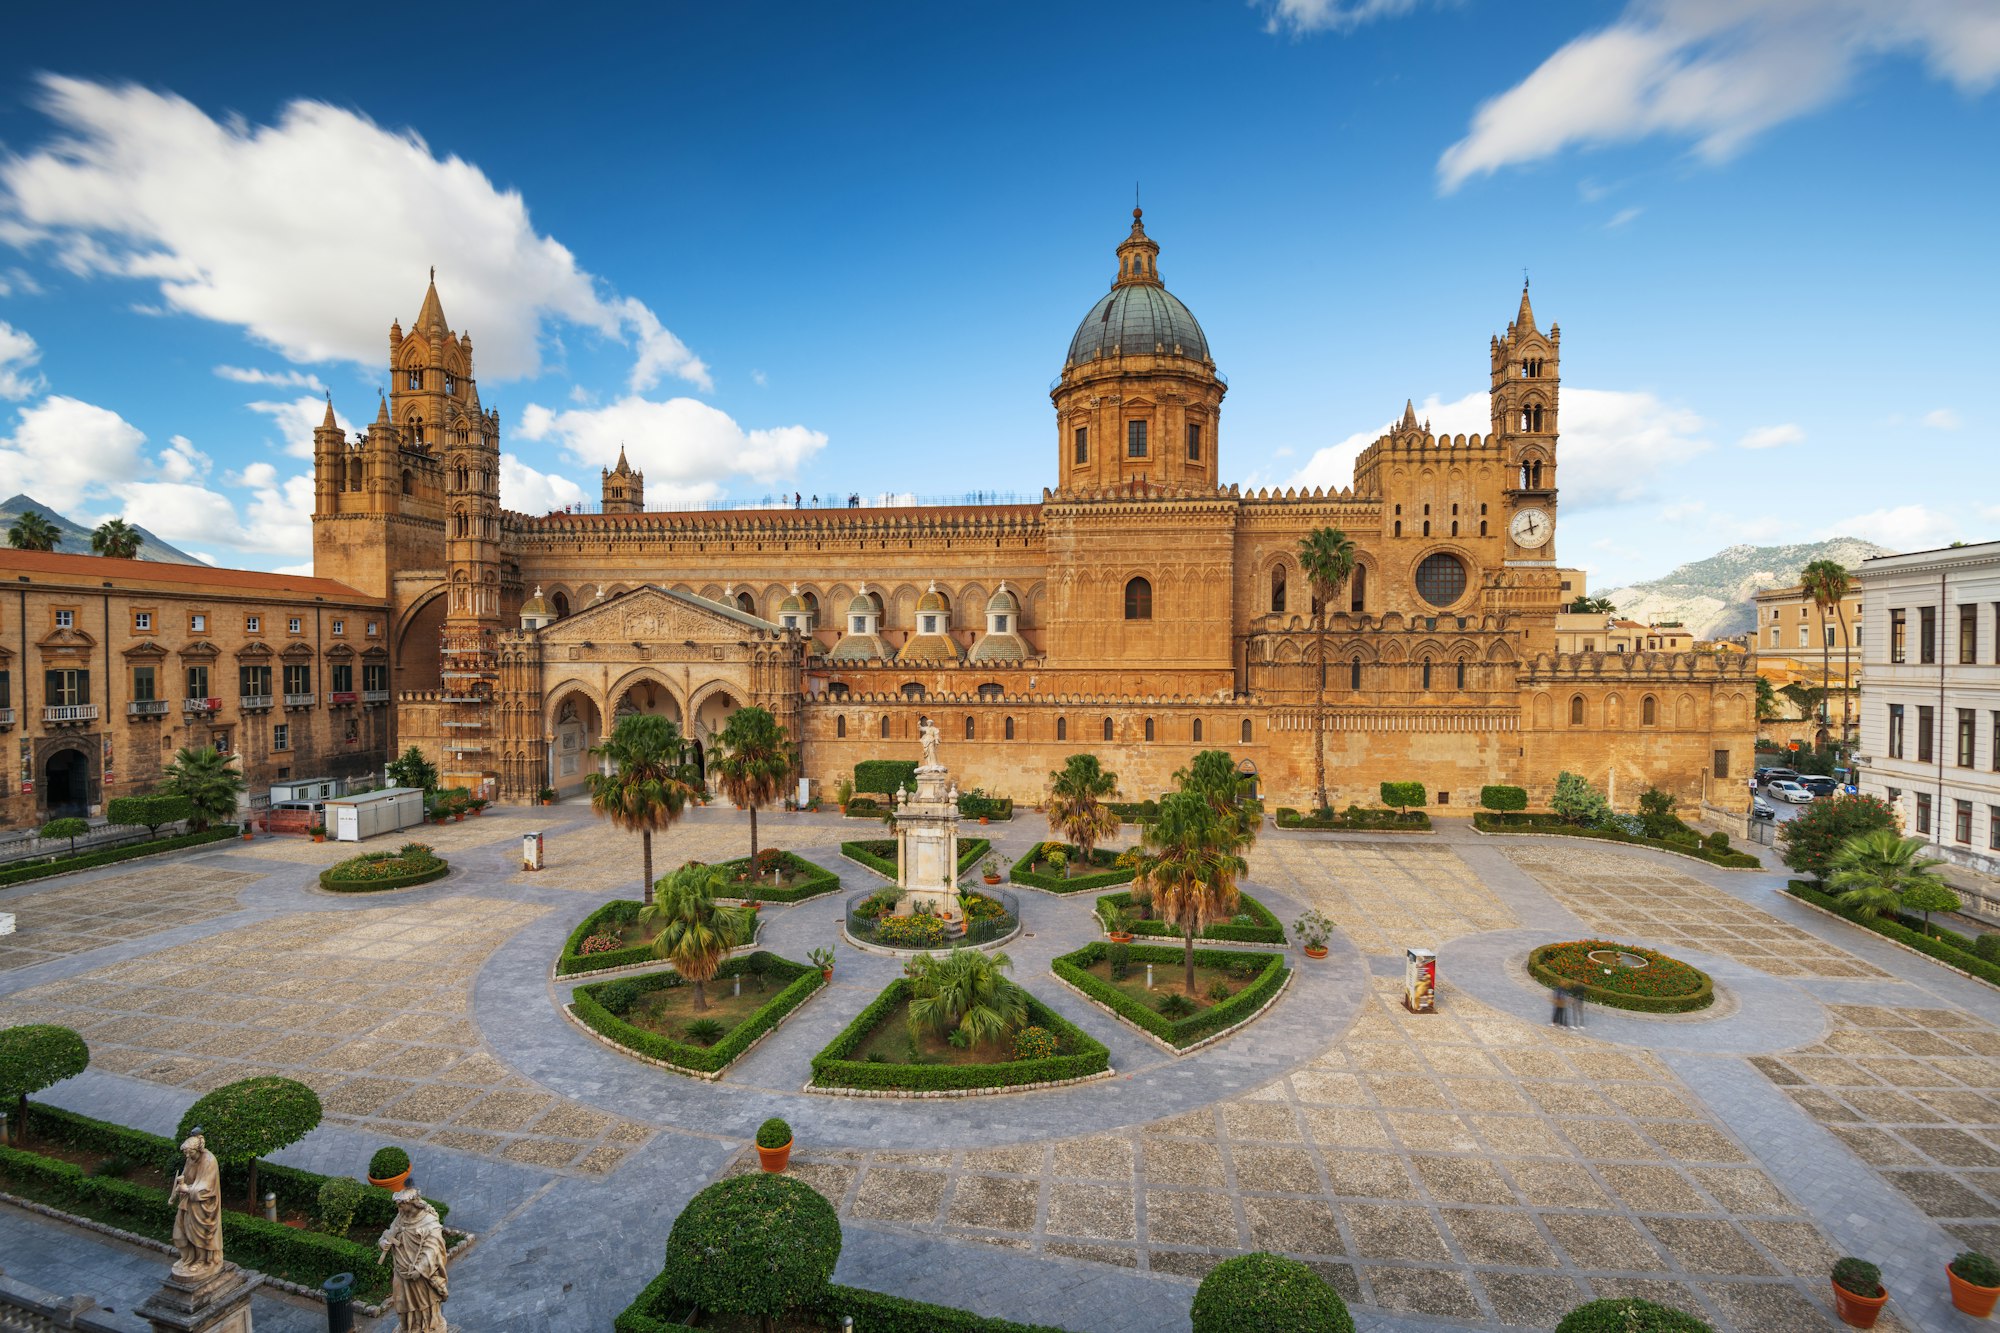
[135,1264,262,1333]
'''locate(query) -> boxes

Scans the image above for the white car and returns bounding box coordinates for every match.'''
[1766,780,1814,804]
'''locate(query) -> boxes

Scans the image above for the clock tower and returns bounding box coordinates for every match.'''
[1492,281,1559,562]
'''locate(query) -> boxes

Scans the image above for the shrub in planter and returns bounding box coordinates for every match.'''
[662,1173,838,1326]
[1553,1298,1713,1332]
[755,1117,791,1150]
[1833,1258,1884,1297]
[315,1176,367,1236]
[1379,781,1425,815]
[367,1146,410,1182]
[1831,1256,1889,1327]
[0,1025,90,1145]
[1190,1252,1354,1333]
[177,1076,322,1205]
[1950,1251,2000,1316]
[1478,784,1528,812]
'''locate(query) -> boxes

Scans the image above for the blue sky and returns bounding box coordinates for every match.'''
[0,0,1994,585]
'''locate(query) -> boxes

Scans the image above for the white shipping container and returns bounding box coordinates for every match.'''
[325,788,426,841]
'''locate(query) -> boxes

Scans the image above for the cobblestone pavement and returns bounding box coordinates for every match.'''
[228,813,521,864]
[510,815,846,892]
[1256,840,1517,956]
[1500,846,1889,979]
[0,865,261,970]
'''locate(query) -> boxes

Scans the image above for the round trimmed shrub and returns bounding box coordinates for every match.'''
[315,1176,366,1236]
[0,1024,89,1140]
[1554,1297,1714,1332]
[1013,1025,1058,1060]
[1191,1253,1353,1333]
[177,1075,322,1203]
[662,1174,839,1325]
[756,1117,791,1149]
[368,1145,410,1180]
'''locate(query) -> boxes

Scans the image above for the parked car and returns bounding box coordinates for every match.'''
[1755,767,1801,788]
[1800,776,1840,798]
[1750,798,1778,822]
[1766,780,1814,804]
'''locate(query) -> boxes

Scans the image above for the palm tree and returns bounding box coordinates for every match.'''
[1130,791,1248,994]
[1799,559,1850,746]
[638,862,752,1012]
[1828,829,1949,922]
[7,512,61,552]
[90,518,142,559]
[588,712,696,906]
[1296,527,1356,813]
[1173,748,1259,852]
[905,947,1027,1049]
[1046,753,1120,879]
[1567,595,1616,614]
[709,706,797,870]
[160,746,246,831]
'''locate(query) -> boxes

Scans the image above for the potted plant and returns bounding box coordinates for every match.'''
[367,1145,411,1192]
[809,946,835,981]
[982,854,1002,886]
[538,786,556,806]
[835,777,854,815]
[755,1117,792,1173]
[742,895,762,914]
[1100,901,1139,944]
[1950,1251,2000,1317]
[1832,1257,1889,1328]
[309,824,326,844]
[468,798,488,817]
[1293,910,1334,960]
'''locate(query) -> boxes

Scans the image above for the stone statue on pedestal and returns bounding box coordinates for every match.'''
[138,1127,261,1333]
[919,715,941,769]
[378,1186,450,1333]
[169,1133,224,1281]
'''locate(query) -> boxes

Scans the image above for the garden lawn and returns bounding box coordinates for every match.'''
[1528,939,1714,1013]
[1080,955,1260,1011]
[713,850,840,904]
[848,997,1033,1067]
[1098,889,1285,945]
[1009,841,1133,893]
[621,968,785,1039]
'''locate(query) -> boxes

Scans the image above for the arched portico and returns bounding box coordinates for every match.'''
[546,685,604,797]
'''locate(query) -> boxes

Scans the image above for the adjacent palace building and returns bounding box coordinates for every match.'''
[0,210,1757,829]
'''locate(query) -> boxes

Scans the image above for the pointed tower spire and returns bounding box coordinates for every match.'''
[1401,399,1418,429]
[1113,207,1163,289]
[416,268,447,332]
[614,445,632,476]
[1515,278,1536,333]
[321,393,337,429]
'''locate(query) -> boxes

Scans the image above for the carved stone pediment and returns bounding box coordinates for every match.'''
[121,641,169,661]
[178,639,220,659]
[540,583,778,647]
[279,641,315,660]
[35,626,96,654]
[324,643,356,659]
[236,641,274,659]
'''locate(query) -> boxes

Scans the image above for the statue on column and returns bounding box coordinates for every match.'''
[169,1131,224,1280]
[918,715,941,769]
[378,1186,450,1333]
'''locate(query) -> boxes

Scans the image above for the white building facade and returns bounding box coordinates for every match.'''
[1856,540,2000,879]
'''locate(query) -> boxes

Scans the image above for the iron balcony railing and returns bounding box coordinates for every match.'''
[183,697,221,714]
[0,708,15,726]
[361,689,391,704]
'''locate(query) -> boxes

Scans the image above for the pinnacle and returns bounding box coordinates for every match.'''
[321,395,337,429]
[1516,280,1536,332]
[416,269,447,332]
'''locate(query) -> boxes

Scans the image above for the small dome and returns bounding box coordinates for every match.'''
[987,583,1019,616]
[777,588,806,615]
[1067,284,1210,366]
[520,586,551,618]
[916,582,948,614]
[846,589,879,617]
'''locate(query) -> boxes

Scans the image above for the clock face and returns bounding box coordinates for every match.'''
[1509,507,1553,549]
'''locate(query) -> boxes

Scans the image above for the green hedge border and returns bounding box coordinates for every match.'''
[558,899,651,976]
[1096,889,1286,945]
[571,952,823,1076]
[1525,942,1715,1013]
[615,1267,1074,1333]
[0,826,241,888]
[1786,880,2000,990]
[1052,941,1290,1050]
[1,1102,451,1304]
[1472,812,1763,867]
[840,837,990,880]
[1009,841,1134,893]
[713,850,842,904]
[317,855,451,893]
[809,978,1109,1093]
[1274,806,1433,831]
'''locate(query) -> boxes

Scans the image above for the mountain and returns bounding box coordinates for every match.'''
[1598,538,1891,641]
[0,494,207,565]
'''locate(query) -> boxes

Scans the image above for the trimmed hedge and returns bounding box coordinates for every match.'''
[571,952,823,1076]
[840,838,990,880]
[957,790,1014,821]
[1009,841,1134,893]
[1053,941,1289,1049]
[1554,1298,1714,1332]
[1096,889,1285,945]
[715,850,841,904]
[558,899,652,976]
[614,1266,1075,1333]
[1479,784,1528,812]
[318,843,450,892]
[1275,807,1432,831]
[1787,881,2000,990]
[853,760,919,797]
[1379,781,1426,812]
[1473,812,1763,868]
[105,793,193,835]
[1527,941,1714,1013]
[1106,800,1159,825]
[0,825,240,888]
[809,978,1108,1092]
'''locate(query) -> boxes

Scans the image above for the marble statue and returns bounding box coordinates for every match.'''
[169,1132,224,1280]
[378,1186,450,1333]
[919,715,941,769]
[1897,788,1916,837]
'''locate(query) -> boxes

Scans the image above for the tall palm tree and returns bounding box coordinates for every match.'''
[1567,595,1616,615]
[1173,748,1259,852]
[1131,791,1248,994]
[638,862,752,1012]
[160,746,246,830]
[90,518,143,560]
[1296,527,1356,813]
[709,705,797,870]
[588,712,696,905]
[905,947,1027,1049]
[7,512,61,552]
[1828,829,1948,922]
[1798,559,1850,746]
[1046,753,1120,879]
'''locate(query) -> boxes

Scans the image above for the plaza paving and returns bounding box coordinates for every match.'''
[3,805,1996,1330]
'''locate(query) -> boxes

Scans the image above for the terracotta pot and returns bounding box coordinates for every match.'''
[1304,944,1329,959]
[540,799,551,806]
[746,903,761,913]
[1950,1267,2000,1317]
[839,805,848,815]
[312,834,324,843]
[1108,931,1135,944]
[242,831,254,841]
[453,813,464,822]
[756,1139,792,1173]
[983,874,1000,885]
[1832,1281,1889,1328]
[979,816,989,825]
[822,968,834,982]
[368,1169,411,1192]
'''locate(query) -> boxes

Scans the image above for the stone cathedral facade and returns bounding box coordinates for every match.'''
[310,214,1754,815]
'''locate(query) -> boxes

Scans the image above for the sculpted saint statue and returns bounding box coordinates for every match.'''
[378,1187,450,1333]
[918,716,941,769]
[169,1132,224,1280]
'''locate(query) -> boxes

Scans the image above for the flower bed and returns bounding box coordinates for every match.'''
[1095,889,1285,945]
[555,898,767,977]
[714,849,841,903]
[1008,841,1134,893]
[1052,941,1289,1050]
[1527,940,1714,1013]
[1472,812,1762,868]
[0,826,242,888]
[1786,880,2000,990]
[615,1265,1073,1333]
[317,841,450,892]
[1275,806,1432,831]
[808,978,1108,1093]
[570,952,823,1077]
[840,837,990,880]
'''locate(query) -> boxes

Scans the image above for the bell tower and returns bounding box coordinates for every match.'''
[601,447,645,514]
[1491,281,1560,496]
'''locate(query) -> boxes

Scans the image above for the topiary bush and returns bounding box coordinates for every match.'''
[1379,781,1425,814]
[1954,1251,2000,1288]
[662,1174,839,1327]
[1191,1252,1354,1333]
[38,817,90,854]
[1479,784,1528,812]
[852,760,918,798]
[315,1176,366,1236]
[177,1076,322,1205]
[1705,830,1731,853]
[368,1146,409,1180]
[0,1025,90,1145]
[107,793,194,836]
[1553,1298,1714,1332]
[755,1117,791,1149]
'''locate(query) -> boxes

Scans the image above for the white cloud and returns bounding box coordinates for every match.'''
[0,394,148,508]
[248,394,349,460]
[1738,422,1804,449]
[215,365,325,393]
[1437,0,2000,191]
[1606,206,1643,228]
[0,321,43,400]
[516,395,828,503]
[0,75,710,389]
[1291,391,1489,492]
[1263,0,1427,35]
[499,453,587,515]
[751,370,767,387]
[1822,504,1959,551]
[1923,407,1962,430]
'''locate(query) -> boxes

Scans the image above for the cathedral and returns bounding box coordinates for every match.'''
[310,212,1755,815]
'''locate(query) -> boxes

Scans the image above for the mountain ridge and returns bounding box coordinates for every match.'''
[0,494,207,566]
[1599,537,1891,641]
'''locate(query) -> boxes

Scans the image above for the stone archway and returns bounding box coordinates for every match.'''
[690,682,743,747]
[44,746,90,818]
[547,687,603,797]
[610,674,684,728]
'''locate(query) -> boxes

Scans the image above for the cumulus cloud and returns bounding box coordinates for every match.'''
[1437,0,2000,191]
[516,396,828,504]
[1262,0,1428,35]
[499,453,587,515]
[1822,503,1959,551]
[215,365,325,393]
[0,75,710,388]
[248,394,350,460]
[0,321,43,400]
[1923,407,1962,430]
[0,394,149,508]
[1291,390,1488,492]
[1738,422,1804,449]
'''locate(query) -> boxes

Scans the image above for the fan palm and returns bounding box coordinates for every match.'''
[1046,753,1120,879]
[905,947,1027,1049]
[1296,527,1356,812]
[1131,791,1248,994]
[588,712,696,905]
[1799,559,1850,744]
[1173,748,1259,852]
[709,705,797,869]
[1828,829,1948,922]
[638,862,752,1012]
[7,511,61,552]
[160,746,246,831]
[91,518,143,559]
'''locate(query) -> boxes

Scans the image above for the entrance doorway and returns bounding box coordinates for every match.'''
[44,748,89,818]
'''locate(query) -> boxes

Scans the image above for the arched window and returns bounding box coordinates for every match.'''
[1456,660,1467,690]
[1004,716,1015,740]
[1421,658,1432,690]
[407,415,424,444]
[735,591,755,614]
[1192,719,1203,743]
[1422,521,1431,537]
[879,716,890,738]
[1450,521,1459,537]
[1270,568,1286,615]
[1056,718,1067,741]
[1103,717,1114,741]
[977,683,1004,700]
[1642,695,1657,726]
[1350,565,1366,614]
[900,683,925,699]
[1241,718,1253,743]
[552,591,570,618]
[1479,521,1488,537]
[406,369,421,391]
[444,374,455,396]
[965,716,976,740]
[836,716,846,738]
[1350,658,1363,691]
[1393,521,1401,538]
[346,459,362,491]
[827,683,849,697]
[401,470,414,496]
[1532,405,1544,432]
[1124,577,1152,620]
[1143,717,1154,742]
[1569,695,1585,726]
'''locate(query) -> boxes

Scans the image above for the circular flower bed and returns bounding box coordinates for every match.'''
[1528,938,1714,1013]
[318,842,450,893]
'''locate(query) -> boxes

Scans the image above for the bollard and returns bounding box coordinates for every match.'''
[1145,963,1154,990]
[322,1273,354,1333]
[263,1191,277,1223]
[733,975,741,998]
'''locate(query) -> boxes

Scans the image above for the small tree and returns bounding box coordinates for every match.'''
[709,706,797,870]
[1901,882,1963,938]
[385,746,440,793]
[1175,749,1259,850]
[1551,772,1609,827]
[1379,782,1425,817]
[1827,829,1951,924]
[38,817,89,855]
[905,948,1028,1049]
[1567,595,1616,615]
[1636,787,1681,839]
[588,713,696,906]
[107,793,193,837]
[177,1076,322,1206]
[1778,793,1896,882]
[6,511,61,552]
[663,1174,841,1333]
[1754,676,1780,722]
[1479,785,1527,812]
[90,518,143,559]
[638,862,752,1012]
[160,746,246,831]
[1046,753,1120,878]
[0,1025,89,1147]
[1131,792,1247,993]
[1297,527,1357,813]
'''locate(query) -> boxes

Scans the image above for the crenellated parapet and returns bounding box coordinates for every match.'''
[512,503,1043,545]
[1520,651,1756,683]
[806,688,1228,708]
